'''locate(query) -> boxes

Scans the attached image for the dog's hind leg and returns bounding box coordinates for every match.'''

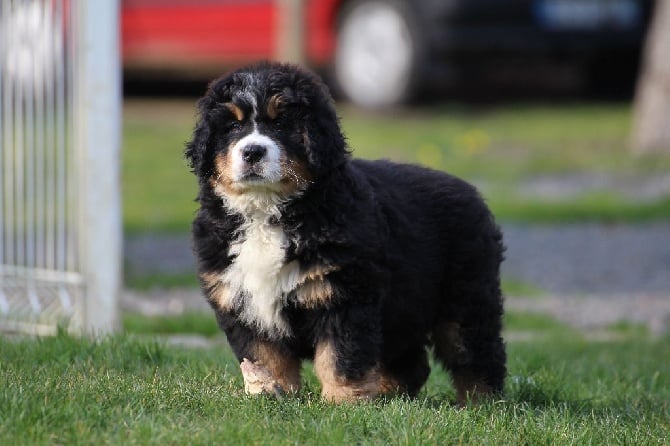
[380,346,431,397]
[433,220,507,404]
[432,316,506,404]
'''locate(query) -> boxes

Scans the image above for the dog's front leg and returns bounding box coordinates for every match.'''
[313,304,385,402]
[239,341,302,397]
[215,312,302,397]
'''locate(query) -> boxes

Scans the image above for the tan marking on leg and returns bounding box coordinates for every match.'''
[378,373,402,395]
[452,371,494,405]
[252,341,301,393]
[434,323,494,404]
[240,359,285,397]
[314,339,386,403]
[201,271,233,312]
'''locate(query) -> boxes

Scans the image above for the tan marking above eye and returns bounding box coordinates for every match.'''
[267,94,282,120]
[224,102,245,122]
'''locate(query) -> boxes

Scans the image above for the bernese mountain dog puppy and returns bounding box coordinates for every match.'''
[186,62,506,403]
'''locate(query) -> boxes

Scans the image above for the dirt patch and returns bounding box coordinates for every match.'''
[507,294,670,336]
[121,289,670,337]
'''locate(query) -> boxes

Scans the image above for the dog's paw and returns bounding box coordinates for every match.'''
[240,358,285,399]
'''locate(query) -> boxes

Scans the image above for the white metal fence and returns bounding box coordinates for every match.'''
[0,0,121,335]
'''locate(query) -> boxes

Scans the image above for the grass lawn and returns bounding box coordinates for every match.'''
[1,312,668,444]
[123,99,670,233]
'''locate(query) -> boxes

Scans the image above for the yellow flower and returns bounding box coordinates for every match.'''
[457,129,490,155]
[416,143,442,168]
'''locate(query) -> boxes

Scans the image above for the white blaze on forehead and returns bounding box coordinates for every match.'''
[239,90,258,111]
[230,129,282,182]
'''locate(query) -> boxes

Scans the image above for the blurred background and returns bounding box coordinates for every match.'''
[119,0,654,105]
[2,0,670,336]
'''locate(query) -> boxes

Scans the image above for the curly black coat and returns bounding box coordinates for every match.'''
[186,62,506,402]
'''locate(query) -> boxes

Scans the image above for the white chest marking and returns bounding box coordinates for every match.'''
[222,213,301,338]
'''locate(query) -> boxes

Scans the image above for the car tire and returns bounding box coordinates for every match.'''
[334,0,424,108]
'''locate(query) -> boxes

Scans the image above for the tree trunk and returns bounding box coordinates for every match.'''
[631,0,670,153]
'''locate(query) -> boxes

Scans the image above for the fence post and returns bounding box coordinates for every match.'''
[77,0,122,334]
[276,0,305,64]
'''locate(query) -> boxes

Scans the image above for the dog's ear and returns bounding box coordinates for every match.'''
[185,94,215,179]
[295,73,349,174]
[185,72,244,179]
[268,64,349,174]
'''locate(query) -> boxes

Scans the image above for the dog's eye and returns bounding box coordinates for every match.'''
[228,120,242,131]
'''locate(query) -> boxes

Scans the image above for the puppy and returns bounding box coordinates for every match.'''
[186,62,506,403]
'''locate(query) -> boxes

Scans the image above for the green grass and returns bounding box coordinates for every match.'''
[124,271,200,290]
[501,279,546,297]
[119,310,570,341]
[124,275,546,296]
[122,312,219,338]
[123,99,670,233]
[2,313,669,445]
[490,194,670,223]
[123,100,199,233]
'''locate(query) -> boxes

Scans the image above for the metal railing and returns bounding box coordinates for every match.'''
[0,0,121,335]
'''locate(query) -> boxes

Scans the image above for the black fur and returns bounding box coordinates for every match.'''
[187,62,506,400]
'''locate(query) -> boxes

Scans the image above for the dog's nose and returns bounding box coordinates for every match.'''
[242,145,267,164]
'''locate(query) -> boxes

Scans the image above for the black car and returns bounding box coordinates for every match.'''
[334,0,655,106]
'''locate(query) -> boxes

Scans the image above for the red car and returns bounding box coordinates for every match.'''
[122,0,654,106]
[122,0,338,72]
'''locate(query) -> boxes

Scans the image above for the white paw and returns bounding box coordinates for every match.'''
[240,358,285,398]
